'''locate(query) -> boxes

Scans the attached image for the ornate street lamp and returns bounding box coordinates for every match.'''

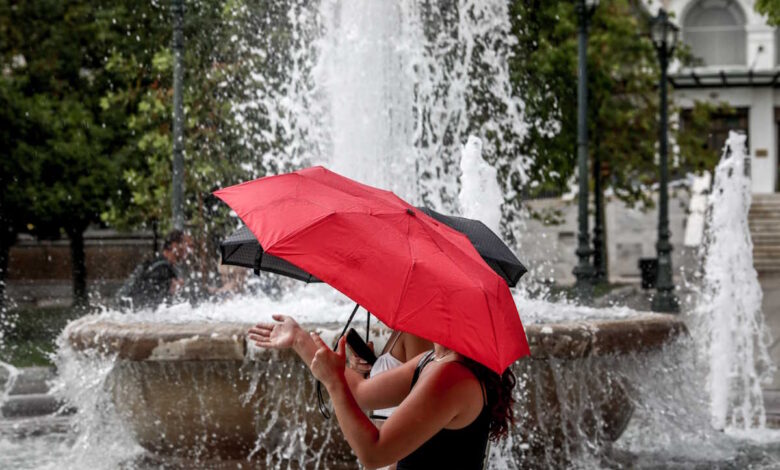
[573,0,599,298]
[650,9,680,313]
[171,0,185,230]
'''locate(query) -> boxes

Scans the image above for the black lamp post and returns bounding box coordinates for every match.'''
[650,9,680,313]
[171,0,185,230]
[592,145,607,283]
[573,0,599,298]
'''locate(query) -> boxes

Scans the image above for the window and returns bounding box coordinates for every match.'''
[683,0,746,66]
[680,107,749,172]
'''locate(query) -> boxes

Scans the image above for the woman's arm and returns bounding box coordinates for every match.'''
[344,349,422,411]
[310,335,481,469]
[248,315,411,409]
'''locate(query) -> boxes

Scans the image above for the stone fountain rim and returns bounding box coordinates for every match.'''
[64,313,687,362]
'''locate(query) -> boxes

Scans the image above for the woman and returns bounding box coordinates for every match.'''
[248,314,517,469]
[349,330,433,470]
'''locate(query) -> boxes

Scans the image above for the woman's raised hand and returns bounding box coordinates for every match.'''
[310,333,347,387]
[248,314,301,349]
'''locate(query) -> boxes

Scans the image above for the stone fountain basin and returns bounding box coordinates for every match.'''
[65,313,687,466]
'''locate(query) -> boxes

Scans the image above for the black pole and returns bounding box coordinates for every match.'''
[652,10,680,313]
[592,149,607,283]
[171,0,185,230]
[573,0,595,297]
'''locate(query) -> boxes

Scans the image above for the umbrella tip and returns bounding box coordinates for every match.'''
[406,208,415,216]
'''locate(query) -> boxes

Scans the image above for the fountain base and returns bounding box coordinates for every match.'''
[66,314,686,466]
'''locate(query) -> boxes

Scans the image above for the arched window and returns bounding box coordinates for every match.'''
[683,0,746,66]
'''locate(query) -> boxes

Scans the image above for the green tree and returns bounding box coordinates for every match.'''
[1,0,139,307]
[0,77,34,308]
[509,0,721,278]
[756,0,780,25]
[99,0,252,289]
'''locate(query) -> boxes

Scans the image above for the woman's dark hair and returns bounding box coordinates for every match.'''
[461,357,517,441]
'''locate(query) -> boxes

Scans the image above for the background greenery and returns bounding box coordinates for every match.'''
[1,0,733,316]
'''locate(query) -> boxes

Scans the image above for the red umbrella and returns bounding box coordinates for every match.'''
[214,166,530,373]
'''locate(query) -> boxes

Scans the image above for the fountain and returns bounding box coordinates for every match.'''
[691,132,774,430]
[63,304,685,467]
[3,1,779,469]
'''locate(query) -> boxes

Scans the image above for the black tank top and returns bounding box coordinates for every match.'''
[396,352,491,470]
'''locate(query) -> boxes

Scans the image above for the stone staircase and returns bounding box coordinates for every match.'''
[1,366,63,419]
[749,193,780,275]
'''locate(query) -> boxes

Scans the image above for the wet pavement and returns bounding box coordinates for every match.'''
[760,274,780,425]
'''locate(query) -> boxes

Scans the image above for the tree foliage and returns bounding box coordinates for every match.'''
[756,0,780,26]
[1,0,732,304]
[510,0,721,209]
[1,0,138,304]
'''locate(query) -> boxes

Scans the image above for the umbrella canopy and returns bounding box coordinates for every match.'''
[215,166,530,373]
[416,208,526,286]
[221,225,321,283]
[221,210,526,287]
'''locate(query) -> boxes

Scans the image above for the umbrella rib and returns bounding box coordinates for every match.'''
[480,286,501,366]
[224,244,243,261]
[263,211,337,253]
[391,214,416,322]
[415,218,493,288]
[296,171,405,213]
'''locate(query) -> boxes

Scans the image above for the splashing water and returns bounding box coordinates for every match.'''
[459,135,503,233]
[1,306,20,417]
[691,131,775,430]
[234,0,529,213]
[4,1,780,469]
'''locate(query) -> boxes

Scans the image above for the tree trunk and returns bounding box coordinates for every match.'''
[0,231,12,310]
[152,219,159,255]
[68,226,88,308]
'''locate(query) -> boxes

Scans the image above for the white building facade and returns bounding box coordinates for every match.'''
[661,0,779,194]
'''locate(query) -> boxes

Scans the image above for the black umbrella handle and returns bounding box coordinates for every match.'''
[366,310,370,343]
[335,303,362,348]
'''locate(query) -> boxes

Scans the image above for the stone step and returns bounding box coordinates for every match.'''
[2,367,55,396]
[753,244,780,253]
[764,389,780,428]
[754,254,780,262]
[749,209,780,215]
[0,414,71,438]
[752,193,780,201]
[754,264,780,273]
[748,213,780,220]
[750,212,780,217]
[754,259,780,265]
[753,244,780,251]
[749,193,780,275]
[754,256,780,263]
[752,234,780,243]
[748,222,780,232]
[0,393,63,418]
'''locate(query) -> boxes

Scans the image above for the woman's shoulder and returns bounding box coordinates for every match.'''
[420,358,482,393]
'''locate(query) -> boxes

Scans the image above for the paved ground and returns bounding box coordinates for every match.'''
[760,274,780,426]
[762,274,780,389]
